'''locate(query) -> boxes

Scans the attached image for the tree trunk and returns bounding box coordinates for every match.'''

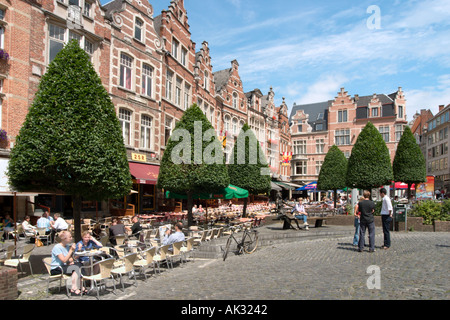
[73,194,82,243]
[187,191,194,227]
[242,197,248,218]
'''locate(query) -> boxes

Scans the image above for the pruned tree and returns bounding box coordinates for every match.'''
[7,40,132,241]
[393,126,426,200]
[346,122,393,191]
[317,145,348,209]
[157,104,229,226]
[228,123,271,217]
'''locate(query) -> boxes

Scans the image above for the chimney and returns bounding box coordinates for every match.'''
[354,94,359,102]
[439,105,444,112]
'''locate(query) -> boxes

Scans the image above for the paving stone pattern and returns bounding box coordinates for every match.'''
[14,225,450,300]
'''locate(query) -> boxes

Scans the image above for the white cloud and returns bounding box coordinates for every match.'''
[295,74,349,105]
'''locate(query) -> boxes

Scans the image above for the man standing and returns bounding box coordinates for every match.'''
[357,191,376,252]
[380,188,393,249]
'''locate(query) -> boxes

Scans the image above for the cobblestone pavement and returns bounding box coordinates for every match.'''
[14,226,450,301]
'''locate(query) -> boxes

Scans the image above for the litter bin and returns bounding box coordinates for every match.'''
[394,204,407,231]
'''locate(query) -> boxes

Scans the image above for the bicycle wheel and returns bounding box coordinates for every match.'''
[223,236,233,261]
[242,231,258,254]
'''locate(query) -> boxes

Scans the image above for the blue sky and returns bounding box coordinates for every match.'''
[103,0,450,120]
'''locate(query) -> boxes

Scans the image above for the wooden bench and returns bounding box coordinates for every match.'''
[280,207,335,229]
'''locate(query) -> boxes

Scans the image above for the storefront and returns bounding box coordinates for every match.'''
[128,162,160,214]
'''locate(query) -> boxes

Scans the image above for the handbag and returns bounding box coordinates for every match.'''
[35,238,43,247]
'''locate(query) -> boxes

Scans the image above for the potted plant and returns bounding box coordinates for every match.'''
[0,49,9,61]
[0,129,8,148]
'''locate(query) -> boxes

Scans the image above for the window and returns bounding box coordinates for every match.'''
[295,161,307,175]
[176,77,182,107]
[335,129,350,145]
[184,83,191,110]
[83,1,91,17]
[119,109,131,145]
[119,53,132,90]
[293,140,306,155]
[181,47,187,66]
[316,139,325,153]
[232,92,238,109]
[232,118,238,135]
[0,9,5,20]
[142,64,153,97]
[315,123,323,131]
[224,115,231,133]
[135,18,143,42]
[69,0,79,5]
[171,39,179,59]
[84,39,94,55]
[297,125,302,132]
[165,70,173,100]
[372,107,379,117]
[338,110,347,123]
[204,71,209,91]
[398,105,404,119]
[49,24,65,62]
[379,126,389,142]
[164,116,173,146]
[315,161,323,175]
[140,115,152,149]
[395,124,404,142]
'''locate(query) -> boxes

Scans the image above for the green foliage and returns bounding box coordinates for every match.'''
[410,200,446,225]
[228,123,271,195]
[346,122,393,190]
[441,200,450,220]
[317,145,347,191]
[157,104,229,194]
[393,126,426,184]
[7,40,131,200]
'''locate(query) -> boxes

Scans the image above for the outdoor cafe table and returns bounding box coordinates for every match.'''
[75,249,104,289]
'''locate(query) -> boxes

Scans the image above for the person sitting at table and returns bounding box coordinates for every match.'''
[192,205,198,214]
[197,205,204,213]
[22,215,37,241]
[75,231,103,274]
[92,223,103,240]
[37,212,51,236]
[130,215,142,239]
[292,198,309,230]
[109,218,129,245]
[51,213,68,243]
[162,222,185,251]
[50,230,84,296]
[2,214,14,233]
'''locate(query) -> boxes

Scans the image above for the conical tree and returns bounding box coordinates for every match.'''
[7,40,132,241]
[157,104,229,226]
[393,126,426,200]
[346,121,393,190]
[317,145,348,209]
[228,123,271,217]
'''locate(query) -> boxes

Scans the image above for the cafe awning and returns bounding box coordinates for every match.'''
[129,162,159,185]
[271,182,282,191]
[274,181,296,190]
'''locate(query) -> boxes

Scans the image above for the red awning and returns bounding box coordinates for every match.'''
[129,162,159,185]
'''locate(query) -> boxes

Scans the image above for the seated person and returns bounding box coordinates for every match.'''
[22,215,37,241]
[130,215,142,239]
[109,218,129,245]
[75,231,103,274]
[50,231,84,296]
[92,223,103,240]
[162,222,185,251]
[37,212,51,234]
[2,214,14,233]
[291,198,309,230]
[51,213,68,243]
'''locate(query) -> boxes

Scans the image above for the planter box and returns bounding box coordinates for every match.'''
[0,267,18,300]
[434,220,450,232]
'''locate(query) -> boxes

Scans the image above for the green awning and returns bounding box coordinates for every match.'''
[274,181,296,190]
[165,184,249,200]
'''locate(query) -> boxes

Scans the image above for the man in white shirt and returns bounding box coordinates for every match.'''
[292,198,309,230]
[163,222,185,251]
[380,188,393,249]
[52,213,68,243]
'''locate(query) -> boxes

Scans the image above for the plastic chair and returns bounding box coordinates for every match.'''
[180,237,195,263]
[0,245,15,265]
[4,244,35,275]
[111,252,138,291]
[36,228,51,245]
[42,257,70,297]
[81,258,116,299]
[153,244,172,271]
[133,247,156,280]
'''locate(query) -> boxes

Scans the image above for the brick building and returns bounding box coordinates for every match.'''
[289,87,408,193]
[0,0,292,217]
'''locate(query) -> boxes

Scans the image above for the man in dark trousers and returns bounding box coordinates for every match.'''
[356,190,376,252]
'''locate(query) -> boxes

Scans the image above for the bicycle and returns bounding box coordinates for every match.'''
[222,224,258,261]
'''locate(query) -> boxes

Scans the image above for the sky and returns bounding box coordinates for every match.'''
[102,0,450,121]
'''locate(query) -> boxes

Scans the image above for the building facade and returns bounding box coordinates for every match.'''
[0,0,292,217]
[289,87,408,188]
